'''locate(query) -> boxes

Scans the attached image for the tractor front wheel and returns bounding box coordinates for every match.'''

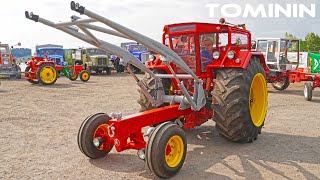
[304,82,313,101]
[272,76,290,91]
[78,113,114,159]
[80,70,90,82]
[146,123,187,179]
[25,66,39,84]
[212,57,268,142]
[69,73,78,81]
[36,64,57,85]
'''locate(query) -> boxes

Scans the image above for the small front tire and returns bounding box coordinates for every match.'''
[146,123,187,179]
[78,113,114,159]
[304,82,313,101]
[80,70,90,82]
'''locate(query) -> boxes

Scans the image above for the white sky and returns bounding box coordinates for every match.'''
[1,0,319,50]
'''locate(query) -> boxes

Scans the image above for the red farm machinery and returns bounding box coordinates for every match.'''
[25,55,90,85]
[26,2,269,178]
[256,38,320,101]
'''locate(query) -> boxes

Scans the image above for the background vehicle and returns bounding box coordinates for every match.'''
[26,3,269,178]
[25,55,90,85]
[67,48,113,75]
[0,43,21,79]
[121,42,149,73]
[256,38,320,100]
[36,44,66,66]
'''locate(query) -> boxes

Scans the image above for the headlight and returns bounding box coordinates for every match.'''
[212,51,220,60]
[227,50,235,59]
[149,55,156,62]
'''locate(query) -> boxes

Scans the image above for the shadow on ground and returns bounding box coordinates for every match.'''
[88,125,319,179]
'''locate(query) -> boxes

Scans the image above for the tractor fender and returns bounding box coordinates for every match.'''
[36,61,55,66]
[242,52,269,72]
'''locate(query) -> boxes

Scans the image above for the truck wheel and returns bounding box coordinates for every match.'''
[137,70,171,112]
[212,57,268,142]
[80,71,90,82]
[304,82,313,101]
[36,64,57,85]
[146,123,186,179]
[16,67,22,79]
[78,113,114,159]
[69,74,78,81]
[106,68,111,75]
[272,76,290,91]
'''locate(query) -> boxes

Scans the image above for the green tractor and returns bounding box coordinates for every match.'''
[67,48,113,75]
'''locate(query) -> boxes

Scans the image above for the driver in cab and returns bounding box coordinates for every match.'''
[201,36,215,72]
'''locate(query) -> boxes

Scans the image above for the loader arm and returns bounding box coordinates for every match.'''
[25,1,206,111]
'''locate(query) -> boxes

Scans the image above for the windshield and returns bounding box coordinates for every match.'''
[171,34,196,73]
[0,46,9,53]
[128,45,148,52]
[39,49,64,56]
[87,48,107,55]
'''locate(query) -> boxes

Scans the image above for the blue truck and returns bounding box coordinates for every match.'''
[120,42,149,73]
[35,44,66,66]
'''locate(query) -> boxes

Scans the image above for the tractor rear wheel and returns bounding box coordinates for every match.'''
[80,70,90,82]
[36,64,57,85]
[137,70,171,112]
[146,123,187,179]
[272,76,290,91]
[25,66,39,84]
[304,82,313,101]
[78,113,114,159]
[212,57,268,142]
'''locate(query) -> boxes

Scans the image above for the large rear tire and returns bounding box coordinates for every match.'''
[137,70,171,112]
[212,57,268,142]
[36,64,57,85]
[272,76,290,91]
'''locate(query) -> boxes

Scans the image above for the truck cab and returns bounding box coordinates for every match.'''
[125,44,149,63]
[36,45,66,66]
[71,48,113,75]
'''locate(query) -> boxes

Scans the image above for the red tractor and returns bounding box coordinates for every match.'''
[25,55,90,85]
[26,2,269,178]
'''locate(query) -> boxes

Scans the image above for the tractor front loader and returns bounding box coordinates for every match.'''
[25,2,269,178]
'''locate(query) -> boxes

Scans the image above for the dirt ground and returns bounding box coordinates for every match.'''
[0,74,319,180]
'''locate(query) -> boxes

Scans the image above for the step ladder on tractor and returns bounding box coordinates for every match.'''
[26,2,270,178]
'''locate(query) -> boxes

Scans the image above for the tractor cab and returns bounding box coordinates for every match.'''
[157,19,252,75]
[256,38,300,72]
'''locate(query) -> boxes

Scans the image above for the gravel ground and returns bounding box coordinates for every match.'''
[0,74,319,180]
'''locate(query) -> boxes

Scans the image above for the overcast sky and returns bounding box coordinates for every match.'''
[1,0,319,50]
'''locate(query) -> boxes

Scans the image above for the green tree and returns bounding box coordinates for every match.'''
[305,33,320,52]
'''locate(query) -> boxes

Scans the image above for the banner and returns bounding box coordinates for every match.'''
[309,53,320,73]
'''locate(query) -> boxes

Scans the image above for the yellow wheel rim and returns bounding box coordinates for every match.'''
[249,73,268,127]
[81,72,89,81]
[165,135,184,168]
[40,66,56,84]
[71,74,77,79]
